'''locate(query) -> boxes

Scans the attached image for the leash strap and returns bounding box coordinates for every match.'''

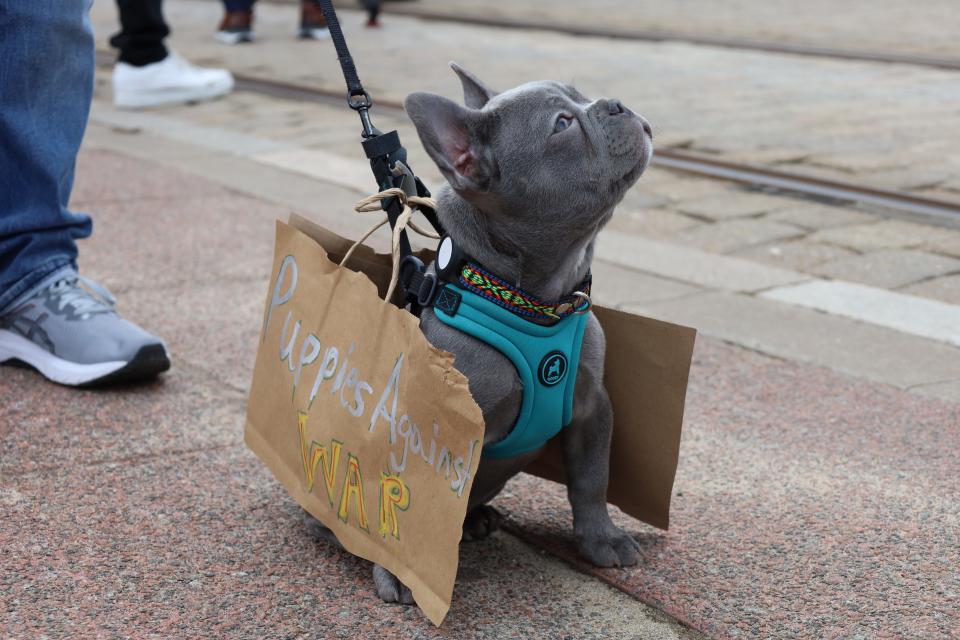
[317,0,368,111]
[316,0,444,314]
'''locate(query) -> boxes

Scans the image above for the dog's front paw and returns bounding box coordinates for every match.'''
[462,505,502,541]
[372,564,415,605]
[577,526,641,568]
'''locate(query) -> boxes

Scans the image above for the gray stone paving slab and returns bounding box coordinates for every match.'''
[81,117,223,167]
[806,151,908,174]
[589,260,703,308]
[606,208,701,239]
[622,291,960,396]
[811,249,960,289]
[672,218,804,253]
[253,146,377,194]
[734,240,857,272]
[617,185,673,212]
[763,205,875,230]
[901,274,960,305]
[809,220,953,252]
[721,147,810,165]
[596,233,810,293]
[642,174,736,202]
[762,280,960,348]
[675,192,797,221]
[923,231,960,258]
[91,108,289,156]
[860,166,955,191]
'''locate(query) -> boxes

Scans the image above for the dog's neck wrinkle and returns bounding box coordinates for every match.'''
[438,192,595,301]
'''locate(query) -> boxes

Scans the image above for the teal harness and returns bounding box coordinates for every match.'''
[429,260,591,459]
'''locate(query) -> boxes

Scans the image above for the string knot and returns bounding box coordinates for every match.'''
[340,188,440,302]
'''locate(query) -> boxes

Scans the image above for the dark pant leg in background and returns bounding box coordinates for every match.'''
[223,0,255,12]
[110,0,169,67]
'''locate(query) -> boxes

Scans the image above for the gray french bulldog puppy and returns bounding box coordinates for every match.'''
[305,63,653,605]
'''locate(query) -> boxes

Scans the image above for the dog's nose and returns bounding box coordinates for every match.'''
[607,99,625,115]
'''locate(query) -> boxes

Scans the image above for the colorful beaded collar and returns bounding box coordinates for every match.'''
[456,262,592,322]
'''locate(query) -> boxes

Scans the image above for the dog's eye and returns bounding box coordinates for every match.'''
[553,115,573,134]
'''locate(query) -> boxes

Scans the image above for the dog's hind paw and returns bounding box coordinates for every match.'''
[462,504,502,541]
[577,526,641,568]
[302,510,343,549]
[373,564,415,605]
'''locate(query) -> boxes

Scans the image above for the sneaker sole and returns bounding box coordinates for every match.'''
[113,77,235,109]
[215,31,255,45]
[0,329,170,387]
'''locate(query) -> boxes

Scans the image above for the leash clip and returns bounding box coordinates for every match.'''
[571,291,593,315]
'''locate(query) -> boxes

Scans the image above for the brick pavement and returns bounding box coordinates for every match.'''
[1,149,700,640]
[4,138,957,639]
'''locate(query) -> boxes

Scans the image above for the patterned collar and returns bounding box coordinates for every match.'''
[455,262,592,322]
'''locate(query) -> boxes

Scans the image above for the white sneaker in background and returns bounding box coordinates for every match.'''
[112,52,234,109]
[298,25,330,40]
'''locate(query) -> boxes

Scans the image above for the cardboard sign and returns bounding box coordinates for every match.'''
[245,218,485,625]
[246,214,696,626]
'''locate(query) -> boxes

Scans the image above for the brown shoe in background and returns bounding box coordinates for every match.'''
[216,9,255,44]
[299,0,330,39]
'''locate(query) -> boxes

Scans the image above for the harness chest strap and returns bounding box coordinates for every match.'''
[430,264,591,459]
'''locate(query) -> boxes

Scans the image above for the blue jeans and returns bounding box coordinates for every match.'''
[0,0,95,313]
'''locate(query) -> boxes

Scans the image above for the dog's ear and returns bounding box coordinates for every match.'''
[405,91,497,195]
[450,62,497,109]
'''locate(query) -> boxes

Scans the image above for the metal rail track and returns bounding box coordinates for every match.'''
[92,51,960,220]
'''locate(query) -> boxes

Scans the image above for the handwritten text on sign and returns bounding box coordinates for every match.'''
[264,255,481,541]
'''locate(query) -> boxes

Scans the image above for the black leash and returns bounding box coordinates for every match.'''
[316,0,443,312]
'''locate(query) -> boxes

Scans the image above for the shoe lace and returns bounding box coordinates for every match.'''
[48,275,117,317]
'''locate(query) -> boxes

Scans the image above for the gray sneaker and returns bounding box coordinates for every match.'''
[0,269,170,386]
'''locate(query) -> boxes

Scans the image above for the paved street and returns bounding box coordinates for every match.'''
[3,1,960,638]
[373,0,960,59]
[90,0,960,199]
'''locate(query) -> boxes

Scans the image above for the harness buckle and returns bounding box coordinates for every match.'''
[571,291,593,315]
[417,272,439,307]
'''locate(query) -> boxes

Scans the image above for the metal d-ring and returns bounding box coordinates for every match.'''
[571,291,592,315]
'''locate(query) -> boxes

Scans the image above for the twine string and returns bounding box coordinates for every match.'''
[339,188,440,301]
